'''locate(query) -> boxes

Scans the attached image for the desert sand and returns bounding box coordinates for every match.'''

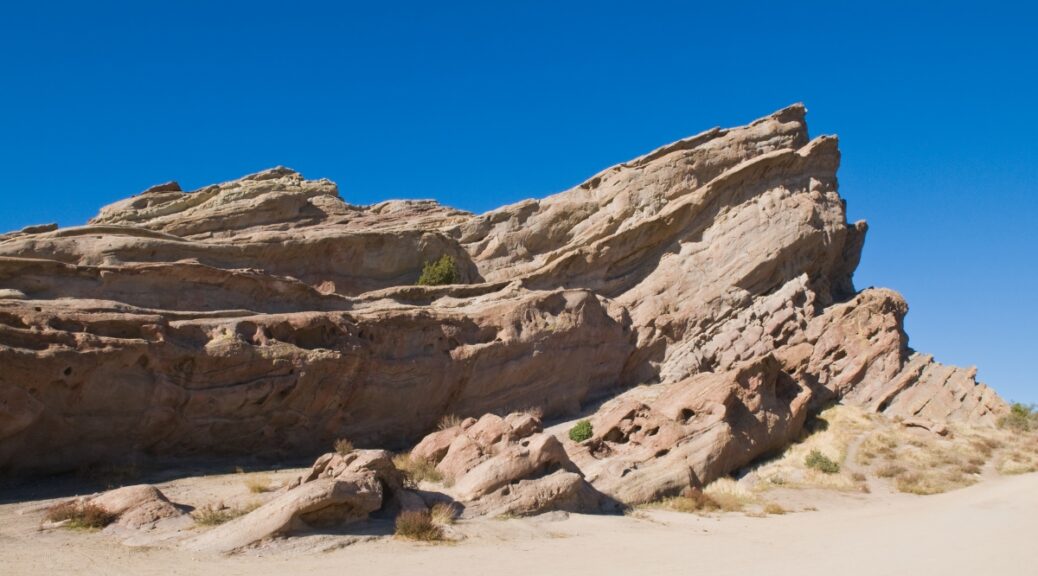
[2,470,1035,576]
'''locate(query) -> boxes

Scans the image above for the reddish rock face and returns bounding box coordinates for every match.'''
[0,105,1004,477]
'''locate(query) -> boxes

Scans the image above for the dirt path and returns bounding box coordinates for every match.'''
[2,472,1036,576]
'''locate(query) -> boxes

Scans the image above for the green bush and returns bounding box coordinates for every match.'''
[417,255,458,286]
[568,419,593,443]
[805,449,840,474]
[999,403,1036,432]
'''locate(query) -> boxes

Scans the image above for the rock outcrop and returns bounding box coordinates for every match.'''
[0,103,1005,502]
[186,449,417,552]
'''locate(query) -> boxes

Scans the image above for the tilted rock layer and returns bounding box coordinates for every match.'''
[0,105,1005,495]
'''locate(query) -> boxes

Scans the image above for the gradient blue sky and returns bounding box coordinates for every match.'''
[1,2,1035,402]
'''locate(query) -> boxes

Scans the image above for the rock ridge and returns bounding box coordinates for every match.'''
[0,105,1005,489]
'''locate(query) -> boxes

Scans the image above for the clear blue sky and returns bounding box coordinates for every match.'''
[1,2,1035,402]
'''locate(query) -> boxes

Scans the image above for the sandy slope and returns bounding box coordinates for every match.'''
[2,472,1036,576]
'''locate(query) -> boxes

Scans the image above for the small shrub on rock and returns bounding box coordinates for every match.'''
[568,419,593,443]
[417,255,458,286]
[805,449,840,474]
[437,413,462,430]
[393,453,444,486]
[334,438,354,456]
[395,510,443,541]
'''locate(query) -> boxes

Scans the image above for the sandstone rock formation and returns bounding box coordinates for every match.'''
[411,412,607,517]
[0,104,1005,508]
[186,449,414,552]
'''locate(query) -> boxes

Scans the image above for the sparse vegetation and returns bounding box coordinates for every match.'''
[45,501,116,529]
[763,502,787,515]
[192,501,258,526]
[657,488,721,513]
[876,463,907,478]
[703,478,753,512]
[417,255,458,286]
[437,413,462,430]
[430,502,458,525]
[244,475,274,493]
[805,449,840,474]
[334,438,354,456]
[999,403,1037,432]
[568,419,593,443]
[394,510,444,541]
[393,453,444,486]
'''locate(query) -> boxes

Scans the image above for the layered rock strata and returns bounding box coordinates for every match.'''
[0,105,1004,495]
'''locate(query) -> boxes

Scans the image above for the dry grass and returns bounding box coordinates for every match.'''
[649,487,721,514]
[763,502,787,515]
[430,502,458,525]
[702,478,754,512]
[192,501,259,526]
[244,475,274,494]
[437,414,462,430]
[334,438,354,456]
[45,501,117,530]
[748,404,1024,498]
[875,463,907,478]
[395,510,444,541]
[751,405,867,491]
[393,453,444,486]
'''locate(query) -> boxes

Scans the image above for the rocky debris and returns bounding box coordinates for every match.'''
[187,449,415,553]
[0,103,1006,498]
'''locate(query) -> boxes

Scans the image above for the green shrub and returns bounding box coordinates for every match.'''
[568,419,593,443]
[417,255,458,286]
[805,449,840,474]
[999,403,1036,432]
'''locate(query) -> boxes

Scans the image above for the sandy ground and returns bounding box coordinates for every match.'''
[2,470,1036,576]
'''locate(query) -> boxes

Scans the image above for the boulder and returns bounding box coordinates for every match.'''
[186,449,407,553]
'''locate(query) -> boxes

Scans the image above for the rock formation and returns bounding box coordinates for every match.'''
[0,104,1005,511]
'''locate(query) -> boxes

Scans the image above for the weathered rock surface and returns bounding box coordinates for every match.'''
[0,103,1005,502]
[410,411,606,516]
[187,449,411,552]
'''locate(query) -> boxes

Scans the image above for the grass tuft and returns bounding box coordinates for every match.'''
[393,453,444,487]
[45,501,117,530]
[334,438,354,456]
[395,510,444,541]
[244,475,274,493]
[437,413,462,430]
